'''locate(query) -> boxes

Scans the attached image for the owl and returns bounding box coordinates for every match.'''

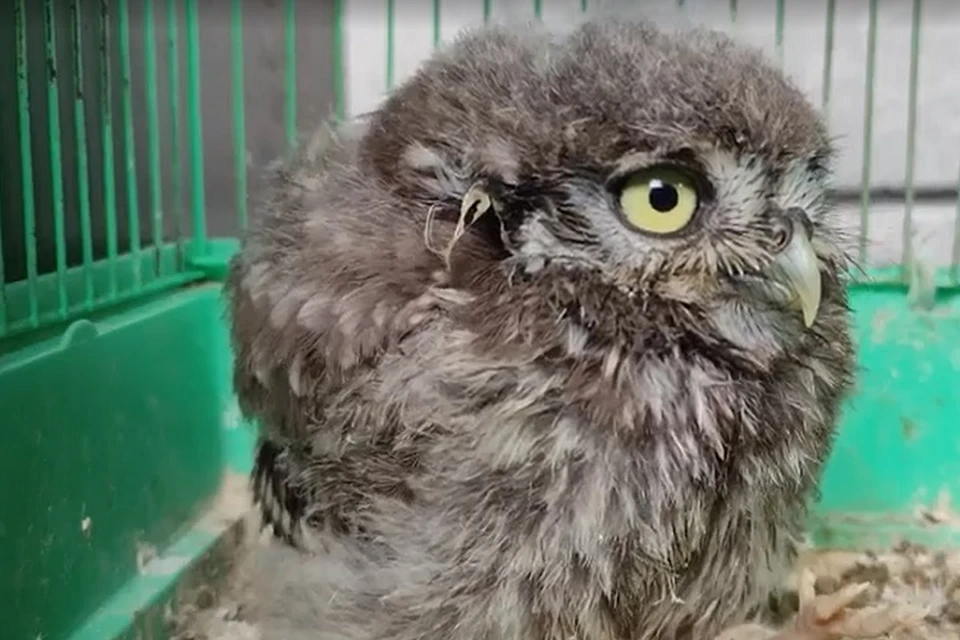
[226,18,855,640]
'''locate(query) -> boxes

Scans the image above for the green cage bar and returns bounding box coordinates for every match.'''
[232,0,248,229]
[44,0,69,317]
[858,0,878,267]
[167,0,184,265]
[774,0,785,66]
[144,0,164,276]
[333,0,346,121]
[954,168,960,276]
[483,0,492,23]
[15,0,40,325]
[729,0,737,23]
[118,0,142,289]
[100,0,120,298]
[185,0,207,253]
[0,182,6,332]
[900,0,922,277]
[821,0,835,114]
[581,0,588,13]
[385,0,395,90]
[534,0,543,20]
[72,0,95,308]
[285,0,297,151]
[432,0,441,48]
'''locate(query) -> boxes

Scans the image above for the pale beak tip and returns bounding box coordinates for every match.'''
[770,221,822,329]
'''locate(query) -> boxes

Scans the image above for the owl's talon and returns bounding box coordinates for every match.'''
[460,183,493,225]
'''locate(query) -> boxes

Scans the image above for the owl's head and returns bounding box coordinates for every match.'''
[359,19,852,364]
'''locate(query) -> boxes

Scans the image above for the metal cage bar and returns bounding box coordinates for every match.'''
[144,0,165,277]
[774,0,785,67]
[333,0,346,121]
[821,0,835,114]
[99,0,120,298]
[44,0,69,318]
[386,0,395,91]
[15,0,40,326]
[166,0,185,268]
[185,0,206,254]
[72,0,95,309]
[901,0,922,277]
[858,0,879,267]
[285,0,298,151]
[118,0,142,291]
[232,0,248,230]
[0,179,6,332]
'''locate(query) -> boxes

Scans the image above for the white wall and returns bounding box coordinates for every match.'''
[343,0,960,192]
[341,0,960,269]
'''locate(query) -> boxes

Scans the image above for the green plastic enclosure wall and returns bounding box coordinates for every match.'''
[2,0,960,639]
[2,253,960,640]
[0,269,257,640]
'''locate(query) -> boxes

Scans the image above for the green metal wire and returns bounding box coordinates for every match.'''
[71,0,95,308]
[232,0,248,229]
[15,0,39,324]
[580,0,587,12]
[166,0,184,266]
[185,0,207,253]
[901,0,922,277]
[954,166,960,277]
[775,0,785,67]
[821,0,836,114]
[144,0,164,276]
[0,182,6,331]
[483,0,492,23]
[99,0,119,297]
[44,0,69,317]
[729,0,737,23]
[386,0,395,90]
[333,0,346,121]
[118,0,141,289]
[534,0,543,20]
[432,0,441,48]
[858,0,879,267]
[284,0,297,151]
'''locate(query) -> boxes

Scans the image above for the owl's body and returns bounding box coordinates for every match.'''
[227,20,855,640]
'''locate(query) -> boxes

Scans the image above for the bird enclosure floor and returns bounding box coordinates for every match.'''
[168,522,960,640]
[719,541,960,639]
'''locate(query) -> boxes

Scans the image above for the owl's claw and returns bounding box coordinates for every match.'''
[423,181,496,270]
[460,183,493,225]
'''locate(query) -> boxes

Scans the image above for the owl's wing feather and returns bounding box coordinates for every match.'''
[225,122,458,546]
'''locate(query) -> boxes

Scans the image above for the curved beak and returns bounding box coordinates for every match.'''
[768,222,822,328]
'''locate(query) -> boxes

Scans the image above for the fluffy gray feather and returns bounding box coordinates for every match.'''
[226,18,855,640]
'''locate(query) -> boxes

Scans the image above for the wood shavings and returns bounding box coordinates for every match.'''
[718,541,960,640]
[767,568,927,639]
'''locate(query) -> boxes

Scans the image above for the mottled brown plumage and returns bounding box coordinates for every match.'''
[226,18,856,640]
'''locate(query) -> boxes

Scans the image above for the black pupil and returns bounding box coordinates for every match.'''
[648,179,679,213]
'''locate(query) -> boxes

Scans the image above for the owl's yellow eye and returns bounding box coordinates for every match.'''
[618,168,700,235]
